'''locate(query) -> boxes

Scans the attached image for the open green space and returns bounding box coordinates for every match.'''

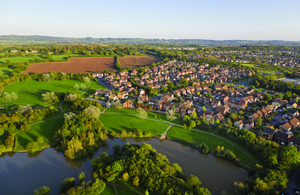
[50,54,78,60]
[0,80,105,107]
[0,55,45,64]
[116,186,139,195]
[115,181,145,194]
[101,184,116,195]
[260,71,276,75]
[100,112,169,135]
[15,116,64,150]
[0,65,16,76]
[167,126,259,167]
[105,108,182,125]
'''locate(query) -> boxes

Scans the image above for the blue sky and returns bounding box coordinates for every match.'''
[1,0,300,40]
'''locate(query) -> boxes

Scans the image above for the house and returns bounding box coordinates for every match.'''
[287,109,299,118]
[108,94,118,100]
[173,90,181,97]
[154,101,164,110]
[234,120,243,130]
[290,96,299,104]
[203,111,213,116]
[123,100,134,108]
[280,122,292,132]
[288,136,300,151]
[148,98,157,106]
[211,100,221,108]
[187,108,197,116]
[138,95,149,103]
[289,118,300,129]
[183,100,193,108]
[103,90,113,97]
[261,127,276,140]
[181,106,188,115]
[213,112,224,122]
[274,131,289,145]
[243,120,254,130]
[287,103,298,109]
[138,89,145,96]
[117,92,128,99]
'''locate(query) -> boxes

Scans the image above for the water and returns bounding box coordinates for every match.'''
[0,138,247,195]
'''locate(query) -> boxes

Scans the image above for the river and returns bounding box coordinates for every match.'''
[0,138,248,195]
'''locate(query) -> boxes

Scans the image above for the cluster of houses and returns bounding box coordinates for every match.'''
[187,50,299,68]
[9,50,38,53]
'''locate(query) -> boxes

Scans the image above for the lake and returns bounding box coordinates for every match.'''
[0,137,248,195]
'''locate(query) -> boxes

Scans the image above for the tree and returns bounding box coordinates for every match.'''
[26,141,42,153]
[145,190,150,195]
[133,176,139,187]
[74,84,79,91]
[3,92,11,102]
[42,74,51,82]
[122,172,129,182]
[256,116,262,126]
[33,186,50,195]
[199,143,210,154]
[215,119,220,125]
[83,106,101,119]
[137,107,148,119]
[80,84,86,90]
[189,120,196,129]
[11,92,18,101]
[230,113,237,121]
[78,172,85,184]
[226,118,232,126]
[83,76,90,83]
[59,177,76,193]
[106,101,112,108]
[65,93,77,102]
[64,112,76,120]
[192,111,197,119]
[42,92,58,103]
[186,175,201,188]
[202,106,206,112]
[17,104,32,114]
[263,93,272,102]
[183,115,190,123]
[36,137,44,144]
[166,107,177,121]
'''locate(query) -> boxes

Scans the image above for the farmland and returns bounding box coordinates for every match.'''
[22,56,160,74]
[119,56,161,69]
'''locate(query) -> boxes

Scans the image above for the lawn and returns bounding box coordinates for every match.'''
[261,71,276,75]
[105,108,182,125]
[0,55,45,64]
[0,65,16,76]
[101,184,116,195]
[51,54,78,60]
[0,80,105,107]
[116,186,139,195]
[14,116,64,150]
[100,112,170,135]
[167,126,259,167]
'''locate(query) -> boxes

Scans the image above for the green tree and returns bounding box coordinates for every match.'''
[33,186,50,195]
[202,106,206,112]
[133,176,139,187]
[36,137,44,144]
[59,177,76,193]
[199,143,210,154]
[26,141,42,153]
[284,91,292,100]
[256,116,262,127]
[189,120,196,129]
[226,118,232,126]
[78,172,85,184]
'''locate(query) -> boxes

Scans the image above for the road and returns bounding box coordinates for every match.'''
[285,169,300,194]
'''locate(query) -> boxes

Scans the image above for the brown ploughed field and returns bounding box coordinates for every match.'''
[119,56,161,69]
[22,56,161,74]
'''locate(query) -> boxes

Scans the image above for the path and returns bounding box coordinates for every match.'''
[80,82,92,96]
[160,125,173,139]
[101,112,256,163]
[285,168,300,194]
[105,182,144,195]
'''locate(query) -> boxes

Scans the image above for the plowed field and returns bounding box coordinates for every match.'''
[22,56,161,74]
[119,56,161,69]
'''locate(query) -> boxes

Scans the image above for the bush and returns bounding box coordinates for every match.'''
[26,141,43,153]
[59,177,76,193]
[36,137,44,144]
[33,186,50,195]
[199,143,210,154]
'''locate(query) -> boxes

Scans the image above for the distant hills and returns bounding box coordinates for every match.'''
[1,35,300,46]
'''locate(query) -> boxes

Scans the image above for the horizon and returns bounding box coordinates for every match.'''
[2,34,300,42]
[1,0,300,41]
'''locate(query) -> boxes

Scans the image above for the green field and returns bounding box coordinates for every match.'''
[0,65,16,76]
[100,112,169,135]
[261,71,276,75]
[116,186,139,195]
[0,80,105,107]
[0,55,45,64]
[15,116,64,150]
[167,126,260,167]
[101,184,116,195]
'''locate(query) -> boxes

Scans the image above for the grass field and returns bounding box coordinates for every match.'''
[15,116,64,150]
[116,186,139,195]
[167,126,260,167]
[0,65,16,76]
[0,55,45,64]
[261,71,276,75]
[0,80,105,107]
[100,112,169,135]
[101,184,116,195]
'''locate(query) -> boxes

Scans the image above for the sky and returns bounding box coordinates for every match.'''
[1,0,300,41]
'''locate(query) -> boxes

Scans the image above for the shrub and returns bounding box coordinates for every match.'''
[59,177,76,193]
[33,186,50,195]
[26,141,43,153]
[36,137,44,144]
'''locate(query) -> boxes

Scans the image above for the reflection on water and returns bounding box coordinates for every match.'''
[0,137,248,195]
